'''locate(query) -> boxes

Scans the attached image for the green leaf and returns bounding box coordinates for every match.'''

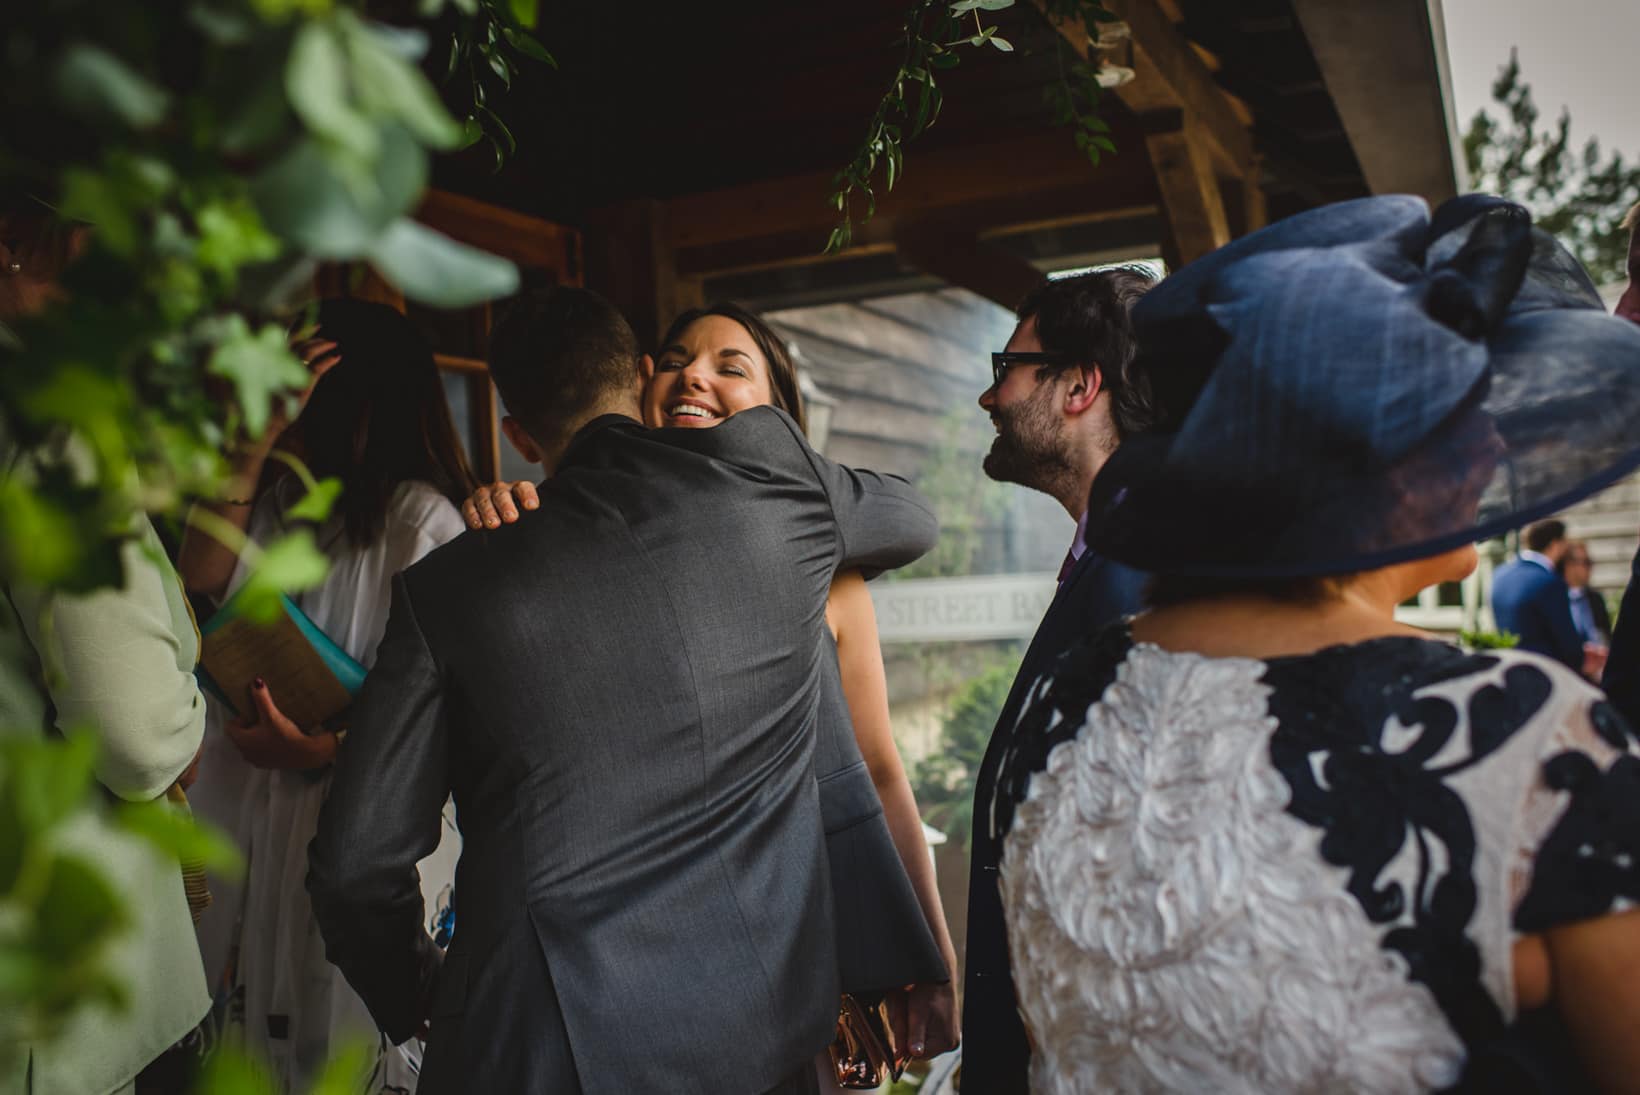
[116,800,245,876]
[458,115,484,149]
[250,124,427,257]
[486,48,512,88]
[508,0,539,28]
[502,29,555,66]
[346,19,462,150]
[308,1042,377,1095]
[34,854,127,962]
[365,218,520,307]
[58,171,138,256]
[233,530,331,623]
[195,1045,279,1095]
[285,476,342,523]
[188,4,257,44]
[195,199,283,281]
[989,34,1014,51]
[287,22,380,157]
[54,45,169,130]
[206,316,307,437]
[6,733,99,838]
[929,51,960,69]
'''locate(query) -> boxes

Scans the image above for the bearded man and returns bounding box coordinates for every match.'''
[961,266,1155,1093]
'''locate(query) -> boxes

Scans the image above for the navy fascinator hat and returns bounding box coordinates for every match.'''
[1085,194,1640,578]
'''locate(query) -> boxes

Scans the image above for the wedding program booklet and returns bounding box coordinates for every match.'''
[197,591,366,733]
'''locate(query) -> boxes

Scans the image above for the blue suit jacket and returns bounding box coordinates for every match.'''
[1491,557,1583,669]
[960,549,1147,1094]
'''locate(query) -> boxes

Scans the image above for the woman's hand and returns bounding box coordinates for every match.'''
[898,979,959,1061]
[461,480,539,529]
[224,678,339,770]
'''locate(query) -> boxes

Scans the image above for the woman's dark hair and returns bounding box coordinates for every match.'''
[288,298,477,547]
[1145,572,1352,609]
[658,302,807,435]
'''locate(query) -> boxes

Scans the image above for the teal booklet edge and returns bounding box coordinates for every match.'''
[195,591,366,710]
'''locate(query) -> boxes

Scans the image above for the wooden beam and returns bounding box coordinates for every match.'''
[584,200,704,351]
[893,221,1044,312]
[667,129,1160,278]
[1035,0,1253,176]
[416,189,582,279]
[1143,114,1230,262]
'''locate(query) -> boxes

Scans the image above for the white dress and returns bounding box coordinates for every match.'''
[995,625,1640,1094]
[190,478,466,1093]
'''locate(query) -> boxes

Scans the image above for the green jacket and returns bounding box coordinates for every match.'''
[1,519,211,1095]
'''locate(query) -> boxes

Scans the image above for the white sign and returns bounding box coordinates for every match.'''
[870,573,1058,643]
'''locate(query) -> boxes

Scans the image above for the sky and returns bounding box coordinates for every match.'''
[1441,0,1640,164]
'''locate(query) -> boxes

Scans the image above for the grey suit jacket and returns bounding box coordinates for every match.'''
[306,408,938,1095]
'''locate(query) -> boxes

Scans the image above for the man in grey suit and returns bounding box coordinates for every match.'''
[306,288,938,1094]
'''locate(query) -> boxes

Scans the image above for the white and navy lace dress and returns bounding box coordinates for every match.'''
[992,624,1640,1094]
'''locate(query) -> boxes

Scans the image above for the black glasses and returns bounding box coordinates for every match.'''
[990,351,1071,389]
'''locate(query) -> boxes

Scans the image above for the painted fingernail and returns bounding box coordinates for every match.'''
[253,677,266,690]
[911,1042,924,1056]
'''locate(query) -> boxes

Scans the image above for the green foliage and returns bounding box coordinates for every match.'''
[1458,628,1520,651]
[433,0,556,171]
[898,408,1012,580]
[0,731,245,1053]
[827,0,1119,253]
[1463,49,1640,284]
[192,1039,372,1095]
[912,659,1018,851]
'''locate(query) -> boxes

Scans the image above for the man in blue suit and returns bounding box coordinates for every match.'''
[962,268,1153,1094]
[1491,518,1585,670]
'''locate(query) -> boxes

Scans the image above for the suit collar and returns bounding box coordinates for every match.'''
[559,414,643,469]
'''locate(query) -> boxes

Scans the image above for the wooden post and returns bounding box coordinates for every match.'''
[586,199,704,351]
[1142,113,1231,263]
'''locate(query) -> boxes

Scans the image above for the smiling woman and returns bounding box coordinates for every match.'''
[646,303,807,432]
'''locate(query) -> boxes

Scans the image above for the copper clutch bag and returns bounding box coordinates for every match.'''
[828,991,909,1089]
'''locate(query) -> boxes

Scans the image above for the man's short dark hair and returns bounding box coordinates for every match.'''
[488,287,640,448]
[1525,519,1567,553]
[1016,265,1157,438]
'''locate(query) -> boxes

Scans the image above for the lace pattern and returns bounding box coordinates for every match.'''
[1001,645,1465,1093]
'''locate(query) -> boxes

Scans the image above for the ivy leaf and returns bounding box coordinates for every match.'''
[285,476,342,523]
[116,799,245,876]
[194,199,282,282]
[365,218,520,308]
[287,22,380,157]
[54,45,169,130]
[34,854,127,962]
[233,530,331,623]
[206,316,307,438]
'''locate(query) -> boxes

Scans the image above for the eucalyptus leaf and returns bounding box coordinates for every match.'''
[366,218,520,307]
[346,19,462,149]
[250,124,427,257]
[54,45,169,130]
[287,22,380,157]
[989,35,1014,51]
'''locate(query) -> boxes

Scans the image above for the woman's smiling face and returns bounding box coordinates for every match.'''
[642,314,776,428]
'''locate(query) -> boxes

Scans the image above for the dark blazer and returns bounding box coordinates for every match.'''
[1583,588,1612,642]
[960,548,1147,1094]
[1603,544,1640,729]
[1491,557,1584,669]
[306,408,938,1095]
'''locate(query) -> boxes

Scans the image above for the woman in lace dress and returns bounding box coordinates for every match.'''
[992,195,1640,1093]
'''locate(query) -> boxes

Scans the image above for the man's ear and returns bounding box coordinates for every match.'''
[1062,362,1104,415]
[501,415,542,465]
[639,353,655,383]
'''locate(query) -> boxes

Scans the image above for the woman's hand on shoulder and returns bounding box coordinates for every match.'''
[461,480,538,529]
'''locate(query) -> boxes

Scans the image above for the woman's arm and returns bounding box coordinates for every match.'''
[1545,907,1640,1093]
[826,569,960,1058]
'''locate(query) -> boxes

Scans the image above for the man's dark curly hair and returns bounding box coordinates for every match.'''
[1016,265,1156,438]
